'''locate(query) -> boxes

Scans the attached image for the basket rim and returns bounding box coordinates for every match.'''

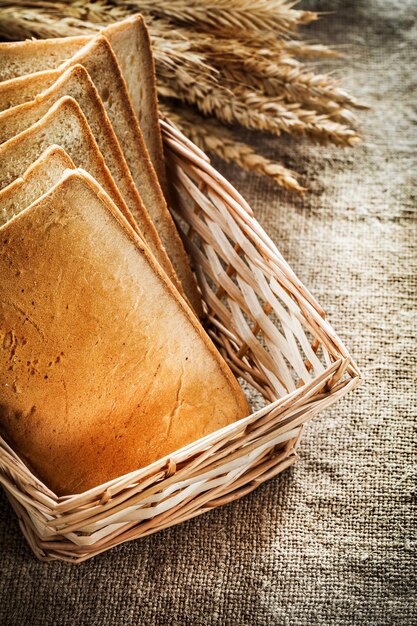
[162,120,361,372]
[0,355,361,507]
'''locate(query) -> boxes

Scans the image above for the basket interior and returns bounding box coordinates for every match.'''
[163,121,351,409]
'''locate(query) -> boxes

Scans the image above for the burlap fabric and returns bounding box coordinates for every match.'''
[0,1,415,624]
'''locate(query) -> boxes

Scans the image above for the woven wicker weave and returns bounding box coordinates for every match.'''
[0,120,361,562]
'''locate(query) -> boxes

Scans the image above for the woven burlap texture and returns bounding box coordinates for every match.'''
[0,1,415,624]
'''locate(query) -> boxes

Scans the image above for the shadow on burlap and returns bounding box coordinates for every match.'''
[0,1,415,624]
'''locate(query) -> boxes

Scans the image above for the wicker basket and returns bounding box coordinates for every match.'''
[0,121,361,562]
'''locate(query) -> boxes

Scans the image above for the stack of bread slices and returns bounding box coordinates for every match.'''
[0,16,248,496]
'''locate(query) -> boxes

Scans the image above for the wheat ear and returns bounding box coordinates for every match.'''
[160,101,304,191]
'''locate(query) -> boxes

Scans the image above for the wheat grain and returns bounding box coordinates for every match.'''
[283,40,341,58]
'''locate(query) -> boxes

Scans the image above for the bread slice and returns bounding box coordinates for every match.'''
[0,69,61,111]
[0,169,248,495]
[0,95,142,235]
[0,145,75,227]
[0,17,165,182]
[63,38,202,314]
[0,32,202,315]
[0,36,86,80]
[0,64,179,288]
[102,16,166,186]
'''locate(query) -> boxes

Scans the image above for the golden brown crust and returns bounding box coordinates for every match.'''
[0,21,166,185]
[0,64,181,291]
[0,30,204,317]
[102,16,167,189]
[0,69,60,111]
[0,96,142,238]
[0,170,248,496]
[62,37,203,316]
[0,145,75,226]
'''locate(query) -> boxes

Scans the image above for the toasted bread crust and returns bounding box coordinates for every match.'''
[0,96,145,236]
[62,37,203,315]
[0,69,60,111]
[0,29,203,316]
[0,64,181,290]
[0,145,75,227]
[102,16,166,188]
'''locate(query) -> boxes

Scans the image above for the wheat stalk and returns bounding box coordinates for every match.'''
[221,67,358,126]
[0,0,316,33]
[87,0,318,35]
[150,24,361,145]
[160,101,304,192]
[0,1,365,190]
[0,7,101,38]
[152,25,362,124]
[158,72,360,146]
[149,22,361,130]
